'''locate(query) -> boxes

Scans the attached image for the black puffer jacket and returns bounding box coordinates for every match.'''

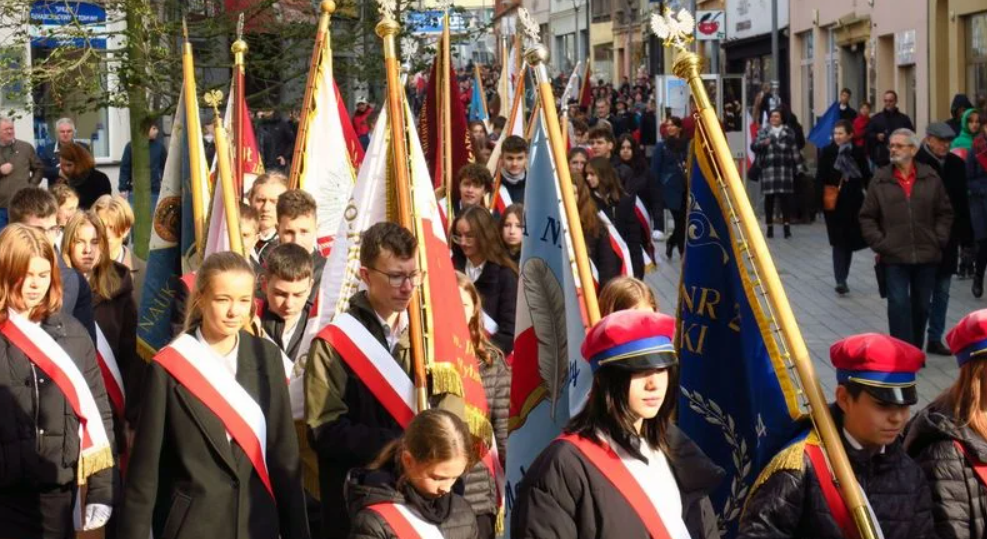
[0,312,115,504]
[462,350,510,518]
[904,402,987,539]
[738,407,935,539]
[511,425,724,538]
[346,466,478,539]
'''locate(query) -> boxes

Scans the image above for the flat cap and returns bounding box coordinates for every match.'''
[926,122,956,140]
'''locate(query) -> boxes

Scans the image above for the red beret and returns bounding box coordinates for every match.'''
[581,310,677,373]
[946,309,987,367]
[830,333,923,405]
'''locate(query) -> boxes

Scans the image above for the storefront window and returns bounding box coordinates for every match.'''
[801,31,814,130]
[969,12,987,104]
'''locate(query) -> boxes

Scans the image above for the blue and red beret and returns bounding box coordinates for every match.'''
[581,310,677,373]
[830,333,923,405]
[947,309,987,367]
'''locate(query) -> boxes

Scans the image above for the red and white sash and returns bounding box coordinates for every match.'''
[259,328,303,419]
[154,334,275,497]
[493,184,513,214]
[0,311,114,481]
[805,439,885,539]
[94,322,126,419]
[635,196,657,271]
[369,503,444,539]
[317,313,415,428]
[598,210,633,276]
[482,311,499,337]
[558,434,678,539]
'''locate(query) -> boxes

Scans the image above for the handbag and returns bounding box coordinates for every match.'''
[823,180,842,211]
[748,160,761,182]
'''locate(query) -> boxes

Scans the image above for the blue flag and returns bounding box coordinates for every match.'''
[677,142,806,537]
[504,113,592,533]
[469,70,488,124]
[807,100,841,148]
[137,89,199,359]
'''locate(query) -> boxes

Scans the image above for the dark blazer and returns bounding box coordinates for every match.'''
[118,330,309,539]
[818,143,871,251]
[915,146,972,276]
[453,254,518,355]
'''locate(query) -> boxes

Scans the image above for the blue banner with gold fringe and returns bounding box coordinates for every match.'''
[677,141,805,537]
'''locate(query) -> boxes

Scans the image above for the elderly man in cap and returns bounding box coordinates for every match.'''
[860,128,954,350]
[739,333,935,539]
[915,122,973,355]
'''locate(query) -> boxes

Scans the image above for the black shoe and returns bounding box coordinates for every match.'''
[766,225,774,239]
[975,276,984,299]
[783,224,792,239]
[665,242,674,260]
[926,341,951,356]
[835,283,849,295]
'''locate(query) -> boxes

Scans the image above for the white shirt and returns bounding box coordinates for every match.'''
[603,434,693,539]
[281,317,301,350]
[844,428,886,455]
[375,309,409,353]
[465,260,485,283]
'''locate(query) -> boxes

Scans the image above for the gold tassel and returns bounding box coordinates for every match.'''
[77,444,115,485]
[747,435,808,500]
[466,405,494,447]
[431,363,465,397]
[495,505,505,536]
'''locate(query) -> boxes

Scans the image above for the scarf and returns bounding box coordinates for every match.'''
[974,133,987,174]
[501,168,526,185]
[833,143,862,180]
[400,477,454,524]
[770,125,784,138]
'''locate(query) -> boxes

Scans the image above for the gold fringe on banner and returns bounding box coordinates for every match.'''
[78,445,115,485]
[431,362,465,396]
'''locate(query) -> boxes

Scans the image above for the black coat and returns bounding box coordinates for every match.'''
[346,466,478,539]
[586,226,621,288]
[738,407,935,539]
[57,252,96,343]
[905,402,987,539]
[511,426,724,539]
[93,263,142,431]
[0,312,114,505]
[452,255,518,355]
[65,168,112,210]
[615,179,647,278]
[865,108,915,166]
[819,143,871,250]
[118,330,309,539]
[915,145,972,276]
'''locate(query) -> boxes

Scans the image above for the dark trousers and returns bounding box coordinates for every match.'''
[764,194,793,225]
[668,209,685,256]
[0,485,75,539]
[976,239,987,281]
[833,246,853,286]
[885,263,937,349]
[927,273,952,344]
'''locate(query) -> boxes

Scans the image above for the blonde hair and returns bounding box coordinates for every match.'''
[92,194,134,237]
[183,252,256,332]
[0,224,63,323]
[932,360,987,441]
[455,271,504,367]
[61,211,121,301]
[599,276,658,316]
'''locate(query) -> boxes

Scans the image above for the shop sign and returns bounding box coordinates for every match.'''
[726,0,789,41]
[696,10,726,40]
[405,10,470,35]
[895,29,916,66]
[29,1,107,49]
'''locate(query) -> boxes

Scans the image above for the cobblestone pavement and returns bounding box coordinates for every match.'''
[645,221,981,408]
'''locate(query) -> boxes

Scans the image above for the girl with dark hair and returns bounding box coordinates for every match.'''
[574,172,622,287]
[511,310,723,538]
[652,117,689,259]
[819,119,871,295]
[456,272,509,539]
[568,147,589,176]
[587,156,648,277]
[57,142,111,210]
[347,408,479,538]
[754,108,802,238]
[499,204,524,264]
[119,252,309,539]
[452,206,518,354]
[618,133,660,259]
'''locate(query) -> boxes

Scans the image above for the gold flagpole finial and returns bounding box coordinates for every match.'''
[182,17,189,40]
[203,89,224,118]
[320,0,336,15]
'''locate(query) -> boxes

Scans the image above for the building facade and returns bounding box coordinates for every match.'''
[928,0,987,122]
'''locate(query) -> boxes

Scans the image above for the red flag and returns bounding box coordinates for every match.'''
[419,54,473,193]
[578,62,593,109]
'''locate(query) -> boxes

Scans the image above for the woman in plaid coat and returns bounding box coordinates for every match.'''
[754,109,802,238]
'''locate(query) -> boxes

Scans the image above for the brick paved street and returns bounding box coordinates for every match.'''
[646,221,980,408]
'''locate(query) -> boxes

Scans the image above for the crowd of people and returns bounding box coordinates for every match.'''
[2,71,987,539]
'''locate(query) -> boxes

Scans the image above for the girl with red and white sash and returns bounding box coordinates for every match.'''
[512,310,724,539]
[118,252,309,539]
[0,224,116,537]
[347,409,479,539]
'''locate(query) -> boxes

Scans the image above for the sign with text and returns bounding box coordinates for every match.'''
[29,1,107,49]
[726,0,788,41]
[405,10,470,35]
[696,10,725,40]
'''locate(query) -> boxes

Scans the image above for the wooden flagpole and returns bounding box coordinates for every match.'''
[288,0,335,190]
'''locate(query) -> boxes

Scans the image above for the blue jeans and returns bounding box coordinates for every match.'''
[927,273,952,344]
[885,263,937,349]
[833,246,853,286]
[0,208,7,230]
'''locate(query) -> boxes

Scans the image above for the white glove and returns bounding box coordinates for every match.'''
[651,230,666,242]
[83,503,112,530]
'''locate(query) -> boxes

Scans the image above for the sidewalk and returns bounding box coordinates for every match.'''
[645,221,978,407]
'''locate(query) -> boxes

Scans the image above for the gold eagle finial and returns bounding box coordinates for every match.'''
[203,89,224,117]
[650,6,695,54]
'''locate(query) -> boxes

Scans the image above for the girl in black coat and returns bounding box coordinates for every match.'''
[512,310,723,539]
[819,120,872,295]
[499,204,524,266]
[0,224,116,537]
[574,171,621,287]
[118,252,309,539]
[452,206,518,355]
[57,142,111,210]
[905,309,987,539]
[587,157,647,277]
[347,409,479,539]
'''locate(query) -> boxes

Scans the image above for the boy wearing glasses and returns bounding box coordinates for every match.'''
[305,221,462,539]
[8,186,95,342]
